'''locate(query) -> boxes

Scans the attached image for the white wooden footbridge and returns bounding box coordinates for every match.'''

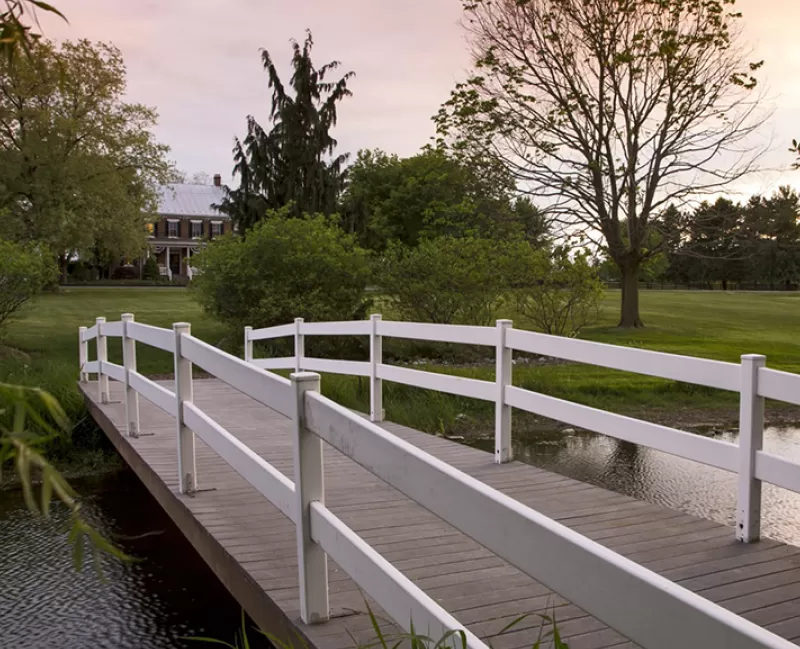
[78,314,800,649]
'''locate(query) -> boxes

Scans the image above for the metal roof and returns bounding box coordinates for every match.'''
[157,183,228,218]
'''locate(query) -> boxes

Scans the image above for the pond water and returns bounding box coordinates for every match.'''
[0,468,268,649]
[472,425,800,546]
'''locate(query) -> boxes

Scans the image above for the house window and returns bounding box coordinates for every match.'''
[191,221,202,238]
[168,220,179,238]
[211,221,222,238]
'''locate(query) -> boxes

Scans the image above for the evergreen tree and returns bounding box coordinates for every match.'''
[217,32,353,233]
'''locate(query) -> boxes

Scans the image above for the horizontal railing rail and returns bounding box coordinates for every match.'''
[506,327,741,392]
[504,385,739,472]
[78,313,800,649]
[244,316,800,544]
[303,389,792,649]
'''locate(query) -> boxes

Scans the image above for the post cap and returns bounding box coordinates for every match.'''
[294,317,304,324]
[370,313,382,321]
[290,371,321,384]
[121,313,134,321]
[172,322,191,331]
[496,319,513,326]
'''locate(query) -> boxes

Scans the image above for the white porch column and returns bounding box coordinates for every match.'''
[166,246,171,280]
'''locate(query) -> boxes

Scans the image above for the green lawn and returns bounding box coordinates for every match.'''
[2,287,799,444]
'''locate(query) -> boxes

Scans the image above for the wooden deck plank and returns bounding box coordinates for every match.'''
[82,379,800,649]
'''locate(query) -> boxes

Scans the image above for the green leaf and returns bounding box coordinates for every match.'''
[28,1,69,21]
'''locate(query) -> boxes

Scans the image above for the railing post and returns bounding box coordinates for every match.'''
[291,371,329,624]
[121,314,140,437]
[174,322,196,494]
[370,313,384,422]
[294,317,305,373]
[495,319,513,464]
[737,353,766,542]
[244,326,253,363]
[96,317,109,404]
[78,326,88,383]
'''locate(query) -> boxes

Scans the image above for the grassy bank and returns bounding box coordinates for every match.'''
[1,288,798,459]
[0,288,227,470]
[317,290,800,435]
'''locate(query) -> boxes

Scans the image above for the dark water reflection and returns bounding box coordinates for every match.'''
[0,469,268,649]
[472,426,800,545]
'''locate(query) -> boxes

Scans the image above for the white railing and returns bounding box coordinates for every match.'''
[78,314,799,649]
[246,316,800,545]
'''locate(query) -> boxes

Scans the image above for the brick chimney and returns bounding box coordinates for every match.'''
[213,174,222,187]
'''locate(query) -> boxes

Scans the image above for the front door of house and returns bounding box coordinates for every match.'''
[170,249,181,277]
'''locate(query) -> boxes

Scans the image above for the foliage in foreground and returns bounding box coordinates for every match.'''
[0,237,57,333]
[192,208,372,333]
[0,0,67,61]
[0,382,130,571]
[191,602,569,649]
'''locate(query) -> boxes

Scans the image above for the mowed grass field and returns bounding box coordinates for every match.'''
[2,287,799,440]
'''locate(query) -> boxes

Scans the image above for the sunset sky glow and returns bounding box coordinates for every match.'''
[43,0,800,196]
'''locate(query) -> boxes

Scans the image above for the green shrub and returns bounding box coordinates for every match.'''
[379,236,522,326]
[191,209,372,333]
[142,255,160,281]
[0,239,57,333]
[513,246,603,337]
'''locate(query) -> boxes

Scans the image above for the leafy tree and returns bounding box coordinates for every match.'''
[340,147,544,251]
[192,207,371,332]
[436,0,766,328]
[217,32,353,233]
[0,39,173,279]
[742,187,800,289]
[513,247,603,337]
[378,236,524,326]
[0,237,55,332]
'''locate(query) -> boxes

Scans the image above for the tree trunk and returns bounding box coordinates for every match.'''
[59,254,68,284]
[619,263,644,328]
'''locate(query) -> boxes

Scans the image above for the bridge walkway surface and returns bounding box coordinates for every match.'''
[82,378,800,649]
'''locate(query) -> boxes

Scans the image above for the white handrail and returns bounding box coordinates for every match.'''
[505,385,738,472]
[309,501,488,649]
[127,321,175,353]
[78,313,800,649]
[240,315,800,543]
[507,327,740,391]
[179,334,293,417]
[758,367,800,406]
[128,371,175,417]
[184,401,295,519]
[302,389,795,649]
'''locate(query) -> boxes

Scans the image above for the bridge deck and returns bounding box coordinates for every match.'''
[82,379,800,649]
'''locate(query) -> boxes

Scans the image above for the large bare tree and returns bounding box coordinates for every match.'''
[436,0,767,327]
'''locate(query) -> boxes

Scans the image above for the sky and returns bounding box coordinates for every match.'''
[41,0,800,196]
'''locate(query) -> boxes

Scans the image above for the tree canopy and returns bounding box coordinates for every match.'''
[340,147,549,251]
[217,32,353,233]
[0,39,173,276]
[437,0,767,327]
